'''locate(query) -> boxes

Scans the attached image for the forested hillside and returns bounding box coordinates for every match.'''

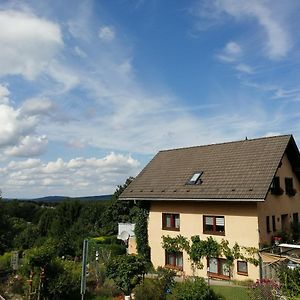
[0,177,134,257]
[0,177,147,299]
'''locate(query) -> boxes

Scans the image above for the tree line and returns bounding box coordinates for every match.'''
[0,177,135,257]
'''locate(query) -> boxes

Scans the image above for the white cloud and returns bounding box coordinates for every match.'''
[0,85,50,157]
[199,0,291,59]
[74,46,87,58]
[0,104,36,147]
[0,84,10,104]
[47,62,80,91]
[0,10,63,79]
[99,25,115,41]
[5,135,48,157]
[217,41,242,62]
[21,98,56,116]
[235,63,254,74]
[0,153,140,198]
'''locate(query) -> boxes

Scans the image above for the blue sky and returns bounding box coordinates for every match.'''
[0,0,300,198]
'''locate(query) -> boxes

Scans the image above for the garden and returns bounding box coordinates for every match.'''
[1,177,300,299]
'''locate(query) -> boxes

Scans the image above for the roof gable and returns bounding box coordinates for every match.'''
[120,135,295,201]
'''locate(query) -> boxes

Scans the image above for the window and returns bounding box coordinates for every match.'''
[266,216,271,233]
[293,213,299,223]
[187,171,203,185]
[165,251,183,270]
[237,261,248,276]
[208,258,230,279]
[203,216,225,235]
[270,177,283,195]
[162,213,180,231]
[285,177,296,196]
[272,215,276,231]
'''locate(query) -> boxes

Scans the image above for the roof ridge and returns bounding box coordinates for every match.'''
[159,134,292,153]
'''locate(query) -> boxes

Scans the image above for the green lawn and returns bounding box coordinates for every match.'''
[211,285,250,300]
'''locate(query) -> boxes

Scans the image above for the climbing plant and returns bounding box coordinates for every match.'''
[161,235,190,253]
[189,236,221,270]
[134,204,151,261]
[161,234,259,276]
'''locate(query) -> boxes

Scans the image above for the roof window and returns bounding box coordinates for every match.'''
[187,171,203,185]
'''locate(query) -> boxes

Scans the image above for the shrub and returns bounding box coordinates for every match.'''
[169,277,222,300]
[134,278,166,300]
[46,258,81,299]
[248,279,281,300]
[156,266,176,293]
[0,252,11,271]
[277,266,300,298]
[106,255,147,295]
[94,278,120,298]
[134,267,176,300]
[6,274,25,295]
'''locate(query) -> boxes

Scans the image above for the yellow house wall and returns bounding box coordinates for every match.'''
[128,237,137,255]
[257,153,300,246]
[148,201,260,281]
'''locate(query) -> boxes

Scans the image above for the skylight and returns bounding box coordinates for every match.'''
[187,171,203,185]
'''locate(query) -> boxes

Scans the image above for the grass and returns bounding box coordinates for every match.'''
[211,285,250,300]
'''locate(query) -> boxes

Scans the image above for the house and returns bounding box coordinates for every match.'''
[119,135,300,281]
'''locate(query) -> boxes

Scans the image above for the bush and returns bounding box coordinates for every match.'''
[156,267,176,293]
[92,278,120,298]
[248,279,281,300]
[134,278,166,300]
[6,274,25,295]
[134,267,176,300]
[278,266,300,298]
[106,255,147,295]
[169,277,222,300]
[0,252,11,271]
[46,258,81,299]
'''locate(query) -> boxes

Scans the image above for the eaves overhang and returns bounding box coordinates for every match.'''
[119,197,265,202]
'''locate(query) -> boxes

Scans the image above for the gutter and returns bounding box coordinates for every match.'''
[119,197,265,202]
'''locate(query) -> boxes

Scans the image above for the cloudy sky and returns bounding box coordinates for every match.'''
[1,0,300,198]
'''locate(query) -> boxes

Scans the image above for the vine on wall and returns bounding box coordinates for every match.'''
[134,202,151,261]
[162,234,259,276]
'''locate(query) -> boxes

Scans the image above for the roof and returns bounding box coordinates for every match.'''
[120,135,300,202]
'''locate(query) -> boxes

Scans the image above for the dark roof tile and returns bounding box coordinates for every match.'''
[120,135,293,201]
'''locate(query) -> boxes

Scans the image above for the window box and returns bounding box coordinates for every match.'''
[165,251,183,270]
[203,216,225,235]
[237,261,248,276]
[162,213,180,231]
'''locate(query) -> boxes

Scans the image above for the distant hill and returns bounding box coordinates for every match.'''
[4,195,112,203]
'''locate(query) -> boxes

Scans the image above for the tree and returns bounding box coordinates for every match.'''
[106,255,147,295]
[101,177,135,235]
[0,197,13,254]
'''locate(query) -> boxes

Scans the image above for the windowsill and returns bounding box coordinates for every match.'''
[162,227,180,231]
[165,264,183,271]
[237,271,248,276]
[208,272,230,280]
[203,231,225,236]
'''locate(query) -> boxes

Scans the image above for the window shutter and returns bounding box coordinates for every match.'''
[216,217,224,226]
